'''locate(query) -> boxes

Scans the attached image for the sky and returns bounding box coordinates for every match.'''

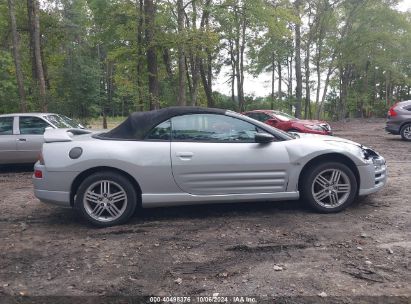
[214,0,411,98]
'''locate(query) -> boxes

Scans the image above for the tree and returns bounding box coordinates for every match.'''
[8,0,26,112]
[177,0,186,106]
[144,0,159,110]
[294,0,303,118]
[27,0,47,111]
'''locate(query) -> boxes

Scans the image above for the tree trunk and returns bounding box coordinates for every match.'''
[271,53,275,110]
[229,39,236,103]
[27,0,36,80]
[339,64,351,120]
[314,37,324,114]
[288,52,293,101]
[144,0,159,110]
[314,10,325,113]
[27,0,47,111]
[163,48,174,79]
[304,44,310,119]
[177,0,186,106]
[199,0,214,107]
[360,60,369,117]
[189,55,200,106]
[8,0,27,112]
[200,62,214,108]
[278,60,282,101]
[136,0,144,111]
[239,14,246,111]
[294,0,303,118]
[317,65,333,119]
[234,6,245,111]
[189,0,200,106]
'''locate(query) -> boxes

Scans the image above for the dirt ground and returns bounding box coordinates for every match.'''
[0,119,410,301]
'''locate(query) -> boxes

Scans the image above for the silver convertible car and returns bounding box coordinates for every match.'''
[33,107,387,227]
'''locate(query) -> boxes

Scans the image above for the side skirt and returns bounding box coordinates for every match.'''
[141,191,300,208]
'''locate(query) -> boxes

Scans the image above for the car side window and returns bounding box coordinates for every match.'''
[245,112,258,120]
[19,117,50,135]
[259,113,271,121]
[145,120,171,141]
[0,117,14,135]
[171,114,263,142]
[247,113,269,122]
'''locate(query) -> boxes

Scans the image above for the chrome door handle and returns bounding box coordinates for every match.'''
[176,152,194,159]
[17,138,26,142]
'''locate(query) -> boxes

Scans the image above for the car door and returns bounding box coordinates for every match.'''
[0,116,18,164]
[16,116,52,163]
[170,113,290,195]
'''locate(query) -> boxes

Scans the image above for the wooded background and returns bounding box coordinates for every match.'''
[1,0,411,124]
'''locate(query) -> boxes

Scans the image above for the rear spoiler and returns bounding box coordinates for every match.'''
[44,128,93,143]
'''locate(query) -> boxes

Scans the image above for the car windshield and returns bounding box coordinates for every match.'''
[45,114,82,128]
[272,111,297,121]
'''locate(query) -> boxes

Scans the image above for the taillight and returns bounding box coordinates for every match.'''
[34,170,43,179]
[388,103,398,117]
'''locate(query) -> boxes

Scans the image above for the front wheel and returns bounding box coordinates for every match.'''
[301,162,358,213]
[75,171,137,227]
[400,123,411,141]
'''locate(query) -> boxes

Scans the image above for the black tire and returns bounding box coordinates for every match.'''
[75,171,137,227]
[301,162,358,213]
[400,123,411,141]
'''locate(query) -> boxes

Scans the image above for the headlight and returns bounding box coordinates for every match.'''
[372,157,385,171]
[304,124,324,131]
[360,147,385,168]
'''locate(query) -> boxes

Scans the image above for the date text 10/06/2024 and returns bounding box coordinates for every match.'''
[149,296,258,303]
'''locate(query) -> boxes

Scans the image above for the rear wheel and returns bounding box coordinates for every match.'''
[75,171,137,227]
[400,123,411,141]
[301,162,357,213]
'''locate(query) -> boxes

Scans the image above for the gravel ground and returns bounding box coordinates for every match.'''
[0,118,410,302]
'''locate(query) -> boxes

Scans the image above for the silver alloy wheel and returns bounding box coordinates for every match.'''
[311,169,351,208]
[83,180,128,222]
[403,125,411,139]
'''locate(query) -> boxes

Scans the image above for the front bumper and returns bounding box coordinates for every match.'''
[358,156,387,196]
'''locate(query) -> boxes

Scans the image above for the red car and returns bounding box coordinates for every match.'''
[243,110,332,135]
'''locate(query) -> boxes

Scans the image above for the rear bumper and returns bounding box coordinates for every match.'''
[34,189,71,207]
[385,125,400,135]
[32,162,76,207]
[385,119,401,134]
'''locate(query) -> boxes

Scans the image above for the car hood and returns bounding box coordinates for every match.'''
[294,133,361,147]
[283,132,373,166]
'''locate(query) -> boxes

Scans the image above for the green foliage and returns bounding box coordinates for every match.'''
[0,50,19,113]
[0,0,410,120]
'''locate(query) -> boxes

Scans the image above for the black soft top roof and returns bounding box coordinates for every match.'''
[98,106,227,140]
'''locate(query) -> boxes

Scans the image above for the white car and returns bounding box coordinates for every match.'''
[0,113,84,164]
[33,107,387,227]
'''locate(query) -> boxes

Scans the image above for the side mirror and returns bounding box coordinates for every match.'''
[255,133,274,144]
